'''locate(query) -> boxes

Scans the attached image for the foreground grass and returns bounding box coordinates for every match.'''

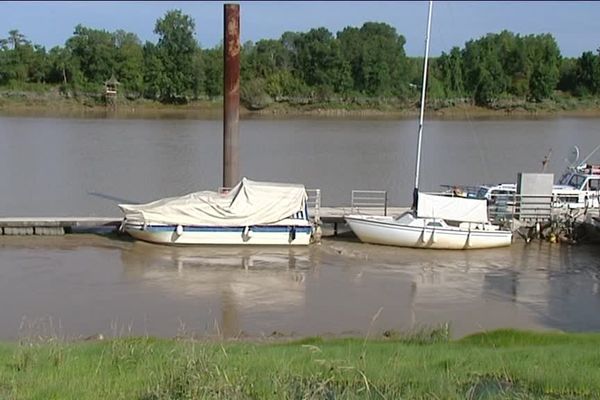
[1,329,600,399]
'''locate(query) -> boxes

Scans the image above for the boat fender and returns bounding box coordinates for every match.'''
[289,226,296,242]
[431,227,437,243]
[142,222,147,231]
[176,225,183,236]
[466,225,472,248]
[243,226,252,240]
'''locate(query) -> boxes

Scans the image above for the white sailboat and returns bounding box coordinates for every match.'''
[345,1,512,250]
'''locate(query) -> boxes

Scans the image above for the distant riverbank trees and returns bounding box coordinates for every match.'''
[0,10,599,109]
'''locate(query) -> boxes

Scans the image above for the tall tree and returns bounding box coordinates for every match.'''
[142,41,164,99]
[463,32,513,105]
[153,9,199,102]
[575,51,600,95]
[0,30,48,84]
[201,46,223,98]
[66,25,116,86]
[523,34,561,101]
[432,46,464,98]
[113,30,144,95]
[293,27,352,98]
[338,22,408,97]
[47,46,73,85]
[557,57,578,94]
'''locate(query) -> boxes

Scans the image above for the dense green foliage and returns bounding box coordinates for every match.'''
[2,329,600,399]
[1,10,599,108]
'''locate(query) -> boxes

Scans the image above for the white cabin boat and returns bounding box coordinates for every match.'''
[553,162,600,209]
[119,178,313,246]
[461,157,600,210]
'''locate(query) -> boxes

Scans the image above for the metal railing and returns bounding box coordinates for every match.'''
[429,191,554,227]
[486,193,561,230]
[306,188,321,223]
[350,190,388,216]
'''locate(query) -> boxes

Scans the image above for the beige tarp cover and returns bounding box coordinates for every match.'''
[119,178,308,226]
[417,192,488,223]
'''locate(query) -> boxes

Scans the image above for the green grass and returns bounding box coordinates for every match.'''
[0,329,600,399]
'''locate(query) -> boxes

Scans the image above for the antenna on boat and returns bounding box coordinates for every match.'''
[541,148,552,172]
[565,145,580,168]
[412,0,433,210]
[579,143,600,167]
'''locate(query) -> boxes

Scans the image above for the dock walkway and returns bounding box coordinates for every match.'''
[0,207,409,235]
[0,207,596,237]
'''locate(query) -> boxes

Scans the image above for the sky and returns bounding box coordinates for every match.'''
[0,1,599,57]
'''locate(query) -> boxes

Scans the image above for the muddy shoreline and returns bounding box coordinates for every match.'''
[2,96,600,120]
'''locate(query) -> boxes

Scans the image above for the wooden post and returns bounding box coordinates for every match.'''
[223,3,241,188]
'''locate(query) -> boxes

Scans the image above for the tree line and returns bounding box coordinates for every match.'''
[1,9,599,108]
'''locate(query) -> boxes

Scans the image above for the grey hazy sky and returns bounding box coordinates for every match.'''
[1,1,598,57]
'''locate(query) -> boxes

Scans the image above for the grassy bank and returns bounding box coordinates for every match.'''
[2,329,600,399]
[2,86,600,120]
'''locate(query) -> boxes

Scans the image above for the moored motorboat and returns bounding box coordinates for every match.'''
[448,144,600,210]
[119,178,313,246]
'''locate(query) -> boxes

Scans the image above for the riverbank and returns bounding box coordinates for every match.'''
[1,329,599,399]
[2,88,600,120]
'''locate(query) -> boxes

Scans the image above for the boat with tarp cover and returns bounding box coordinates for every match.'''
[119,178,313,245]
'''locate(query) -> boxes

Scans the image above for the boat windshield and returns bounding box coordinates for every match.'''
[558,172,572,185]
[476,187,490,199]
[567,174,587,190]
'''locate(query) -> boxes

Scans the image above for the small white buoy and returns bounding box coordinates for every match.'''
[176,225,183,235]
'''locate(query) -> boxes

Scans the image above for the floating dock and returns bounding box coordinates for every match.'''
[1,207,598,234]
[0,217,121,235]
[0,208,410,236]
[0,207,597,244]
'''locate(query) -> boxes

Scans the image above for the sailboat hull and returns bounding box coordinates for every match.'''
[345,215,512,250]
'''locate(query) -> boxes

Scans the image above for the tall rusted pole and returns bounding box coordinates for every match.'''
[223,3,240,188]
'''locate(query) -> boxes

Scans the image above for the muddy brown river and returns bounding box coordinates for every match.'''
[0,115,599,339]
[1,234,599,340]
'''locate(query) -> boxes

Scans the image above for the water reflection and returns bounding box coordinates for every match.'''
[324,240,600,336]
[1,235,600,339]
[120,243,316,336]
[118,240,600,336]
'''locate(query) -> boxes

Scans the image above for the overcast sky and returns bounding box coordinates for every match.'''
[1,1,599,57]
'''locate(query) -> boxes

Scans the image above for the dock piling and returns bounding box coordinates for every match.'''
[223,3,241,188]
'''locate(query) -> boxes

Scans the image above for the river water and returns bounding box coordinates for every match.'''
[1,115,598,215]
[0,115,599,339]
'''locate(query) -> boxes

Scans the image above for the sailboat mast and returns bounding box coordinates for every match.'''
[412,0,433,210]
